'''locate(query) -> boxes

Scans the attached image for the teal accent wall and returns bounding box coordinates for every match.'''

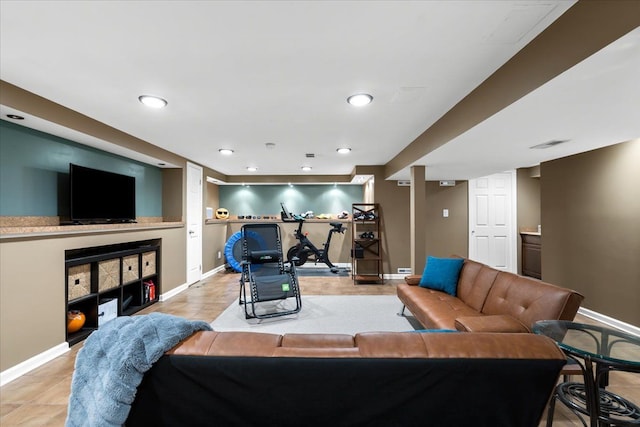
[0,120,162,216]
[219,185,363,217]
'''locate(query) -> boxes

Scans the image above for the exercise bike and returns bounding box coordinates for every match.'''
[281,203,345,273]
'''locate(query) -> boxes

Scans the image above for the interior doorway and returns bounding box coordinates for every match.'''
[468,171,517,272]
[186,162,203,285]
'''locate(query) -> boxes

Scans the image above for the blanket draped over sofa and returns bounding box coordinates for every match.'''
[65,313,212,427]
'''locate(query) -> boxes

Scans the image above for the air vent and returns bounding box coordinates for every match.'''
[530,139,570,149]
[305,153,315,158]
[439,180,456,187]
[397,180,411,186]
[390,87,427,104]
[397,268,412,274]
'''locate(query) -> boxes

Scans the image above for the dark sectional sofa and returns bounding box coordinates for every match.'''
[398,257,584,332]
[127,330,567,427]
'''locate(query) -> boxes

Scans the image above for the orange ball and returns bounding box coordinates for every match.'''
[67,310,86,333]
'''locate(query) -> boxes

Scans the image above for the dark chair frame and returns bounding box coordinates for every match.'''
[238,223,302,319]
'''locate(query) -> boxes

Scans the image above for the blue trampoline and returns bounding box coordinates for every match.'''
[224,230,267,272]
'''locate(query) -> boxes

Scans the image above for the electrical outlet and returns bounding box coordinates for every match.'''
[217,251,222,259]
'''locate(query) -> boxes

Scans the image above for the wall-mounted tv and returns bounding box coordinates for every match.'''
[69,163,136,223]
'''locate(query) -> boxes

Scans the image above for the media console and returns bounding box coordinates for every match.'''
[65,239,161,345]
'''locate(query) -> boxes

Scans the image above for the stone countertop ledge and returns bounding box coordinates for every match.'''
[519,227,541,236]
[0,217,184,240]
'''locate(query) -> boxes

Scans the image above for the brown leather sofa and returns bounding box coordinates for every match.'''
[398,257,584,333]
[128,330,567,427]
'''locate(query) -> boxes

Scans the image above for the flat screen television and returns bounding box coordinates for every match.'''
[69,163,136,223]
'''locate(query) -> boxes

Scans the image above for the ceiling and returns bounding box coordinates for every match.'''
[1,1,638,183]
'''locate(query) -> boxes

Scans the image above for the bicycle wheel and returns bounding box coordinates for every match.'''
[287,246,308,266]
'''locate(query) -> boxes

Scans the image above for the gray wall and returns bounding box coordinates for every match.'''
[219,184,363,218]
[541,140,640,326]
[0,120,162,217]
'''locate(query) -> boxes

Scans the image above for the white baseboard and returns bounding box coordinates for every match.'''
[202,265,226,279]
[159,282,189,301]
[578,307,640,337]
[385,274,408,280]
[1,273,225,387]
[296,262,351,269]
[0,342,69,386]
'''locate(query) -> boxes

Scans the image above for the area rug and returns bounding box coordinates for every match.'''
[210,295,417,335]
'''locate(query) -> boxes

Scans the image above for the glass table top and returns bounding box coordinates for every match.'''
[533,320,640,367]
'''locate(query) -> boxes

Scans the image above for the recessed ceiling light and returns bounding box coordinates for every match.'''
[246,166,258,172]
[219,149,234,155]
[336,148,351,154]
[138,95,168,109]
[347,93,373,106]
[301,166,312,171]
[6,114,25,120]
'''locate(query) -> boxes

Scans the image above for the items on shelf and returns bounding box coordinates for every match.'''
[67,310,86,333]
[144,280,156,303]
[65,239,161,345]
[351,203,383,284]
[215,208,230,219]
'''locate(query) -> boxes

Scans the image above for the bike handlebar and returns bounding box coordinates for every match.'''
[330,223,345,233]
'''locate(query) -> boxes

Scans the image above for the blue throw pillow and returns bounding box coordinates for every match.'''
[419,256,464,296]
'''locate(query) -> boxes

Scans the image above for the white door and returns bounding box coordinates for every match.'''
[468,171,516,272]
[186,162,203,285]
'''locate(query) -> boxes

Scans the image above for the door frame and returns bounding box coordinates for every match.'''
[186,162,203,285]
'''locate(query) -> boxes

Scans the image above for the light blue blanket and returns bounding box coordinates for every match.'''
[65,313,212,427]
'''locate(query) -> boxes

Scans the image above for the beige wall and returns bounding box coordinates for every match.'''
[202,175,224,273]
[372,169,469,276]
[424,181,468,260]
[0,226,185,371]
[373,169,411,275]
[203,223,228,273]
[541,140,640,326]
[516,168,541,274]
[162,168,185,221]
[205,178,220,216]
